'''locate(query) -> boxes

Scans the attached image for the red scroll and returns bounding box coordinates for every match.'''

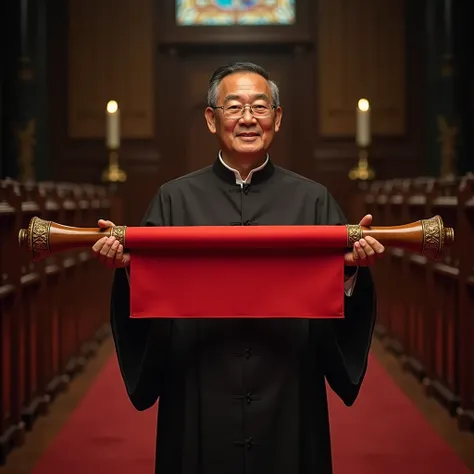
[126,226,349,319]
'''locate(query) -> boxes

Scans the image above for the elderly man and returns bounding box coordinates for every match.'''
[93,62,384,474]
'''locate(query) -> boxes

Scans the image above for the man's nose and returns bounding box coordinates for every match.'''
[240,107,256,123]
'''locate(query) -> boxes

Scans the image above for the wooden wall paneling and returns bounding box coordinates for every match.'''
[68,0,154,139]
[50,0,161,225]
[317,0,405,137]
[290,45,317,179]
[314,0,412,215]
[170,47,305,174]
[404,0,427,166]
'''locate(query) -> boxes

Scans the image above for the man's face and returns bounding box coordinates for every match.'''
[205,72,283,163]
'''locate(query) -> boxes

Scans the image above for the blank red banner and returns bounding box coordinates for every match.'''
[126,226,349,319]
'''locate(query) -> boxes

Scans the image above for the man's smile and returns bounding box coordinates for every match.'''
[236,132,260,141]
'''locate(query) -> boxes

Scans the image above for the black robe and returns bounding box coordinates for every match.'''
[110,158,376,474]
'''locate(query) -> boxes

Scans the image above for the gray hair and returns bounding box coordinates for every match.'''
[207,62,280,108]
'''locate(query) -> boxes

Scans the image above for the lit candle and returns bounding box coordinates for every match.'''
[106,100,120,149]
[356,98,371,148]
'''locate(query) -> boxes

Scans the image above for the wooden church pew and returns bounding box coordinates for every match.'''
[0,179,25,464]
[424,176,460,415]
[0,180,114,465]
[456,173,474,432]
[355,173,474,432]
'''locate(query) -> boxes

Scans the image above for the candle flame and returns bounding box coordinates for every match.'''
[357,98,370,112]
[106,100,118,114]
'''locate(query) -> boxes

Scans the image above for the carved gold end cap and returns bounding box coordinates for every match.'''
[421,215,454,261]
[18,216,52,261]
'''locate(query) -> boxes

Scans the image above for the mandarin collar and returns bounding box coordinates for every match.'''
[212,154,275,185]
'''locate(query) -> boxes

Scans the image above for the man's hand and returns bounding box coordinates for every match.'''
[344,214,385,267]
[92,219,130,268]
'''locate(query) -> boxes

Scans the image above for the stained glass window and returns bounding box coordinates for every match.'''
[176,0,296,26]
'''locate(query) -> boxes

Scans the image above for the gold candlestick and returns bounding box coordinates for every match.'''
[102,149,127,183]
[349,148,375,181]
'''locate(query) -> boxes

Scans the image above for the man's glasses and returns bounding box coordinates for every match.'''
[212,103,277,119]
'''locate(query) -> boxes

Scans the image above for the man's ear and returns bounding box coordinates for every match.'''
[274,106,283,133]
[205,107,217,134]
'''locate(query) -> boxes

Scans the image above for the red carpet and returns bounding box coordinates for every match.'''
[32,356,157,474]
[328,357,472,473]
[31,353,471,474]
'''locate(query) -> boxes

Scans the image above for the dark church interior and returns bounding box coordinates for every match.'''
[1,0,474,473]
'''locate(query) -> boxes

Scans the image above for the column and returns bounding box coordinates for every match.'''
[424,0,474,177]
[3,0,49,182]
[453,0,474,176]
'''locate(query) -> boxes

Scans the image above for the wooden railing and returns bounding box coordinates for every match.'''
[353,173,474,432]
[0,180,115,464]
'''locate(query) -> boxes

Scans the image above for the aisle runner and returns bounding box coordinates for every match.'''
[32,357,157,473]
[32,354,471,474]
[328,357,471,473]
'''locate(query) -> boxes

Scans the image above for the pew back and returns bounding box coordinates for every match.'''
[357,173,474,431]
[0,180,115,464]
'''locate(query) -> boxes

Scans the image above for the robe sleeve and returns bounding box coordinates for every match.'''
[316,188,377,406]
[110,187,172,411]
